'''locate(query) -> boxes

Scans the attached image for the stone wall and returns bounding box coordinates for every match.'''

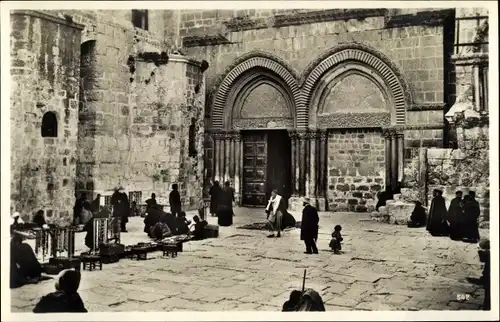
[327,129,385,212]
[10,11,83,223]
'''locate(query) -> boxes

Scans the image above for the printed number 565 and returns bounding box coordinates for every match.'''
[457,293,470,301]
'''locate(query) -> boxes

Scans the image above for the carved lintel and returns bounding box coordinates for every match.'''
[273,9,387,28]
[451,53,489,66]
[407,103,445,111]
[182,34,232,48]
[223,16,271,32]
[384,9,454,28]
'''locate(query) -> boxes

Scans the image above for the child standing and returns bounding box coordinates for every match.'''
[329,225,343,254]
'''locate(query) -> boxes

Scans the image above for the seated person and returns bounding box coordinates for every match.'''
[33,269,87,313]
[143,205,163,237]
[175,211,191,235]
[83,208,111,250]
[10,212,24,234]
[33,210,47,228]
[10,231,43,289]
[282,290,302,312]
[191,215,208,240]
[407,201,427,228]
[151,214,173,241]
[296,289,326,311]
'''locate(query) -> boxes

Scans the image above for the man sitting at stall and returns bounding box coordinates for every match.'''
[151,214,173,241]
[191,215,208,240]
[10,231,43,289]
[175,211,191,235]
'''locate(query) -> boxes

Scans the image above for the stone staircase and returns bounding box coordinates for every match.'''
[370,189,423,225]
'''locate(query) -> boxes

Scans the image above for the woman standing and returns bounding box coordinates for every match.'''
[216,181,235,226]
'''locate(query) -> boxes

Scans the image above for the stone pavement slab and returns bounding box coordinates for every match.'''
[10,208,489,312]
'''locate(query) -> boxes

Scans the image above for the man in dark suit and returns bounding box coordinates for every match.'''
[300,198,319,254]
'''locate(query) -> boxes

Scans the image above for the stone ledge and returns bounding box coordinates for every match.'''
[451,53,489,66]
[223,16,271,32]
[182,34,232,48]
[384,9,455,28]
[407,103,445,111]
[273,9,388,28]
[11,10,85,30]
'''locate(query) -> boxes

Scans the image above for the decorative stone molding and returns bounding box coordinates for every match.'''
[211,51,300,129]
[273,9,387,28]
[300,43,412,127]
[454,111,489,129]
[182,34,232,48]
[232,118,294,130]
[296,129,309,139]
[384,9,455,28]
[407,103,445,111]
[223,16,270,32]
[317,113,391,129]
[11,10,85,30]
[451,53,489,66]
[403,123,445,130]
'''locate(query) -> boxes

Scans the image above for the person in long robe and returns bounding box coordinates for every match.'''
[169,184,182,217]
[217,181,235,226]
[90,194,101,213]
[33,210,47,228]
[300,198,319,254]
[426,189,449,236]
[73,193,85,225]
[462,192,481,243]
[111,188,129,233]
[10,232,43,289]
[447,191,464,240]
[191,215,208,240]
[209,181,221,217]
[33,269,87,313]
[407,201,427,228]
[376,187,393,211]
[265,189,288,238]
[296,289,326,311]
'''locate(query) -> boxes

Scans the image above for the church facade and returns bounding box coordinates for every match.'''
[9,8,489,222]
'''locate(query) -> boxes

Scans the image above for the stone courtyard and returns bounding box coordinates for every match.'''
[10,209,487,312]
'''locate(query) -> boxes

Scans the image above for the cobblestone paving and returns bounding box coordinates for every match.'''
[11,208,488,312]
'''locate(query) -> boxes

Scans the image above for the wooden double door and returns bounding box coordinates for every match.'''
[241,130,292,207]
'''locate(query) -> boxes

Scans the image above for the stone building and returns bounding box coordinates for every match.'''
[9,8,490,223]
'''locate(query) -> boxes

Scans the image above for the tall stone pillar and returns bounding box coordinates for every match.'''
[382,129,392,190]
[298,130,307,196]
[289,131,298,196]
[390,132,398,189]
[305,132,311,197]
[317,130,328,211]
[308,131,318,200]
[397,132,404,183]
[213,132,223,183]
[234,132,241,204]
[224,133,231,183]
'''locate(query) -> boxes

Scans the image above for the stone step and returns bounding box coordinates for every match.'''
[386,201,415,225]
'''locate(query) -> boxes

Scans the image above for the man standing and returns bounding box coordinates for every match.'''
[426,189,449,236]
[169,184,182,217]
[447,191,464,240]
[463,191,481,243]
[300,198,319,254]
[265,189,287,238]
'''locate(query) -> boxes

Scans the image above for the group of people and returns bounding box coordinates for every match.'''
[208,180,236,226]
[143,190,208,241]
[408,189,482,243]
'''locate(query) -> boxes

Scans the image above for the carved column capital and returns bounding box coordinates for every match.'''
[212,131,225,140]
[233,130,242,142]
[318,130,328,141]
[296,129,308,140]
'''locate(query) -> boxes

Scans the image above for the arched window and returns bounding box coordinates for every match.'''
[41,112,58,137]
[188,118,197,157]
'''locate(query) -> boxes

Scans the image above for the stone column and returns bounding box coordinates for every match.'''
[305,132,311,197]
[229,132,236,180]
[309,131,317,199]
[224,132,231,183]
[473,65,481,111]
[234,132,241,204]
[382,129,392,190]
[317,130,328,211]
[397,132,404,183]
[298,130,307,196]
[418,148,428,206]
[213,132,222,183]
[289,131,298,196]
[390,131,398,189]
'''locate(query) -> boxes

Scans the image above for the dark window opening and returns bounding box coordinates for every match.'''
[41,112,58,137]
[188,118,197,157]
[132,10,149,30]
[480,66,488,112]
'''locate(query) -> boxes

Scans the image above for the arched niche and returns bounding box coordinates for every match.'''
[224,69,296,129]
[309,62,393,128]
[210,52,300,130]
[41,111,58,137]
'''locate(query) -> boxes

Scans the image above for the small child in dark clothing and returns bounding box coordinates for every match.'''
[329,225,343,254]
[282,290,302,312]
[33,269,87,313]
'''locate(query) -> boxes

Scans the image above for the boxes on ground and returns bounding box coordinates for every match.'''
[44,257,82,275]
[203,224,219,239]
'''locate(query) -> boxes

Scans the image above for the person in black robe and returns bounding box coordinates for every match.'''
[375,187,393,211]
[329,225,343,254]
[191,215,208,240]
[462,191,481,243]
[33,210,47,228]
[426,189,449,236]
[111,188,129,233]
[217,181,235,227]
[10,232,43,289]
[151,214,173,241]
[296,289,326,311]
[175,211,191,235]
[73,193,86,225]
[282,290,302,312]
[209,181,221,217]
[407,201,427,228]
[300,198,319,254]
[33,269,87,313]
[90,194,101,213]
[169,184,182,217]
[447,191,464,240]
[146,193,157,210]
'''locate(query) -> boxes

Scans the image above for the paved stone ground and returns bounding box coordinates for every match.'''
[11,208,488,312]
